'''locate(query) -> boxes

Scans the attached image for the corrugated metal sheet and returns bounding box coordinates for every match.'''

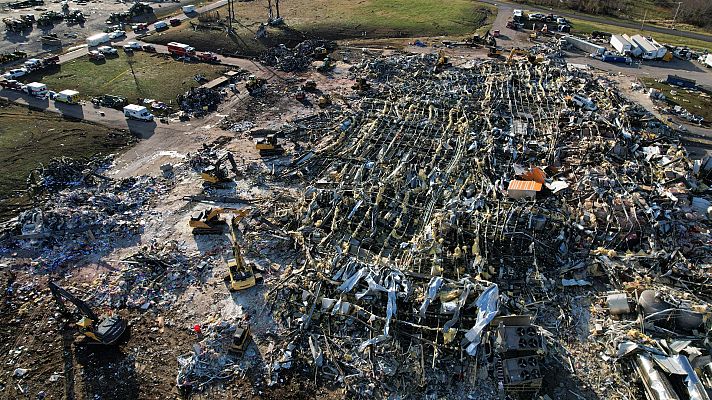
[508,180,542,192]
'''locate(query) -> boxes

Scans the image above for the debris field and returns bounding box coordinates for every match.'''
[0,49,711,400]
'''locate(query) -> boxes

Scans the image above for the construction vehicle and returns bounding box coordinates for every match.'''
[437,50,451,68]
[529,31,540,41]
[246,75,267,95]
[487,46,504,58]
[49,282,127,345]
[507,48,529,64]
[228,322,252,356]
[255,134,285,156]
[224,215,262,291]
[470,30,497,47]
[302,80,317,92]
[506,19,516,30]
[312,46,328,59]
[41,34,62,46]
[352,77,370,91]
[189,207,243,234]
[201,151,238,185]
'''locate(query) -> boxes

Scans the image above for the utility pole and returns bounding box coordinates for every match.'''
[267,0,273,22]
[226,0,235,33]
[671,1,682,30]
[275,0,280,19]
[640,9,647,32]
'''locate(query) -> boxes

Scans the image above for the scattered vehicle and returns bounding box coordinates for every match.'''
[492,30,500,38]
[142,44,156,52]
[295,90,306,101]
[123,41,141,52]
[41,33,62,46]
[49,282,127,345]
[108,30,126,39]
[169,18,181,26]
[92,94,127,109]
[182,4,195,14]
[0,79,24,91]
[55,89,80,104]
[167,42,195,57]
[123,104,154,121]
[24,82,48,97]
[97,45,118,55]
[153,20,168,31]
[88,50,106,61]
[132,23,148,32]
[2,68,27,79]
[228,322,252,356]
[528,13,545,21]
[23,58,42,71]
[302,80,317,92]
[196,51,218,63]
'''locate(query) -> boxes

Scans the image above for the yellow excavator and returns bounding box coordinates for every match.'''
[224,213,262,291]
[49,282,127,345]
[189,207,244,234]
[201,152,238,186]
[255,134,285,156]
[507,48,529,64]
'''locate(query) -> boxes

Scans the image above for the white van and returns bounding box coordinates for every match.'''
[182,4,195,13]
[124,104,154,121]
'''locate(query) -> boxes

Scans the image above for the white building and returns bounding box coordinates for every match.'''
[610,35,632,54]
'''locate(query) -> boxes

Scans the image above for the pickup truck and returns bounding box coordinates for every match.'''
[196,51,219,63]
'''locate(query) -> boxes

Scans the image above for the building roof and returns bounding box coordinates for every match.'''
[508,180,543,192]
[611,35,631,47]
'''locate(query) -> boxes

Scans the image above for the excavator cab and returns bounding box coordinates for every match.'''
[49,282,127,345]
[224,215,262,291]
[201,152,238,186]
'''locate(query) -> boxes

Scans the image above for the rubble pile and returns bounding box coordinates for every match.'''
[258,40,336,72]
[92,241,208,310]
[3,166,168,269]
[261,55,712,398]
[26,156,112,194]
[178,87,223,118]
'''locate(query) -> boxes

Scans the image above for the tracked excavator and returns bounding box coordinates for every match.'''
[224,213,262,291]
[189,207,244,234]
[49,282,127,345]
[201,152,238,186]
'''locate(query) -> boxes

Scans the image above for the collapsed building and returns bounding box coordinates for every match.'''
[257,54,712,398]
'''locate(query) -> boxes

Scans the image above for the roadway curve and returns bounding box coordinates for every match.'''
[478,0,712,43]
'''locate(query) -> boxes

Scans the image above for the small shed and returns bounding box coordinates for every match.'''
[666,75,696,88]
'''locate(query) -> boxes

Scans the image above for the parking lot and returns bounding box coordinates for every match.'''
[0,0,191,56]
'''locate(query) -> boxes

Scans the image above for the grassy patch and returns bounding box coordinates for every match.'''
[569,18,712,52]
[640,77,712,123]
[21,52,227,104]
[0,101,133,220]
[144,0,495,55]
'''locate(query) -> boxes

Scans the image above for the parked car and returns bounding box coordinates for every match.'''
[169,18,181,26]
[154,21,168,31]
[132,23,148,32]
[125,41,141,50]
[108,30,126,39]
[142,44,156,52]
[97,45,118,55]
[2,68,28,79]
[89,50,106,61]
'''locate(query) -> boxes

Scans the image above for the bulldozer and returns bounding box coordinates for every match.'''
[316,57,334,73]
[224,215,262,291]
[49,282,127,345]
[255,134,285,156]
[246,75,267,95]
[201,152,238,186]
[229,322,252,356]
[189,207,245,234]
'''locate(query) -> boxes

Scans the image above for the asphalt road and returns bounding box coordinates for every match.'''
[478,0,712,43]
[0,88,190,139]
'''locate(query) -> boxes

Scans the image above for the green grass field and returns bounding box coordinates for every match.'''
[0,102,133,220]
[144,0,495,55]
[569,18,712,52]
[22,52,227,104]
[641,78,712,123]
